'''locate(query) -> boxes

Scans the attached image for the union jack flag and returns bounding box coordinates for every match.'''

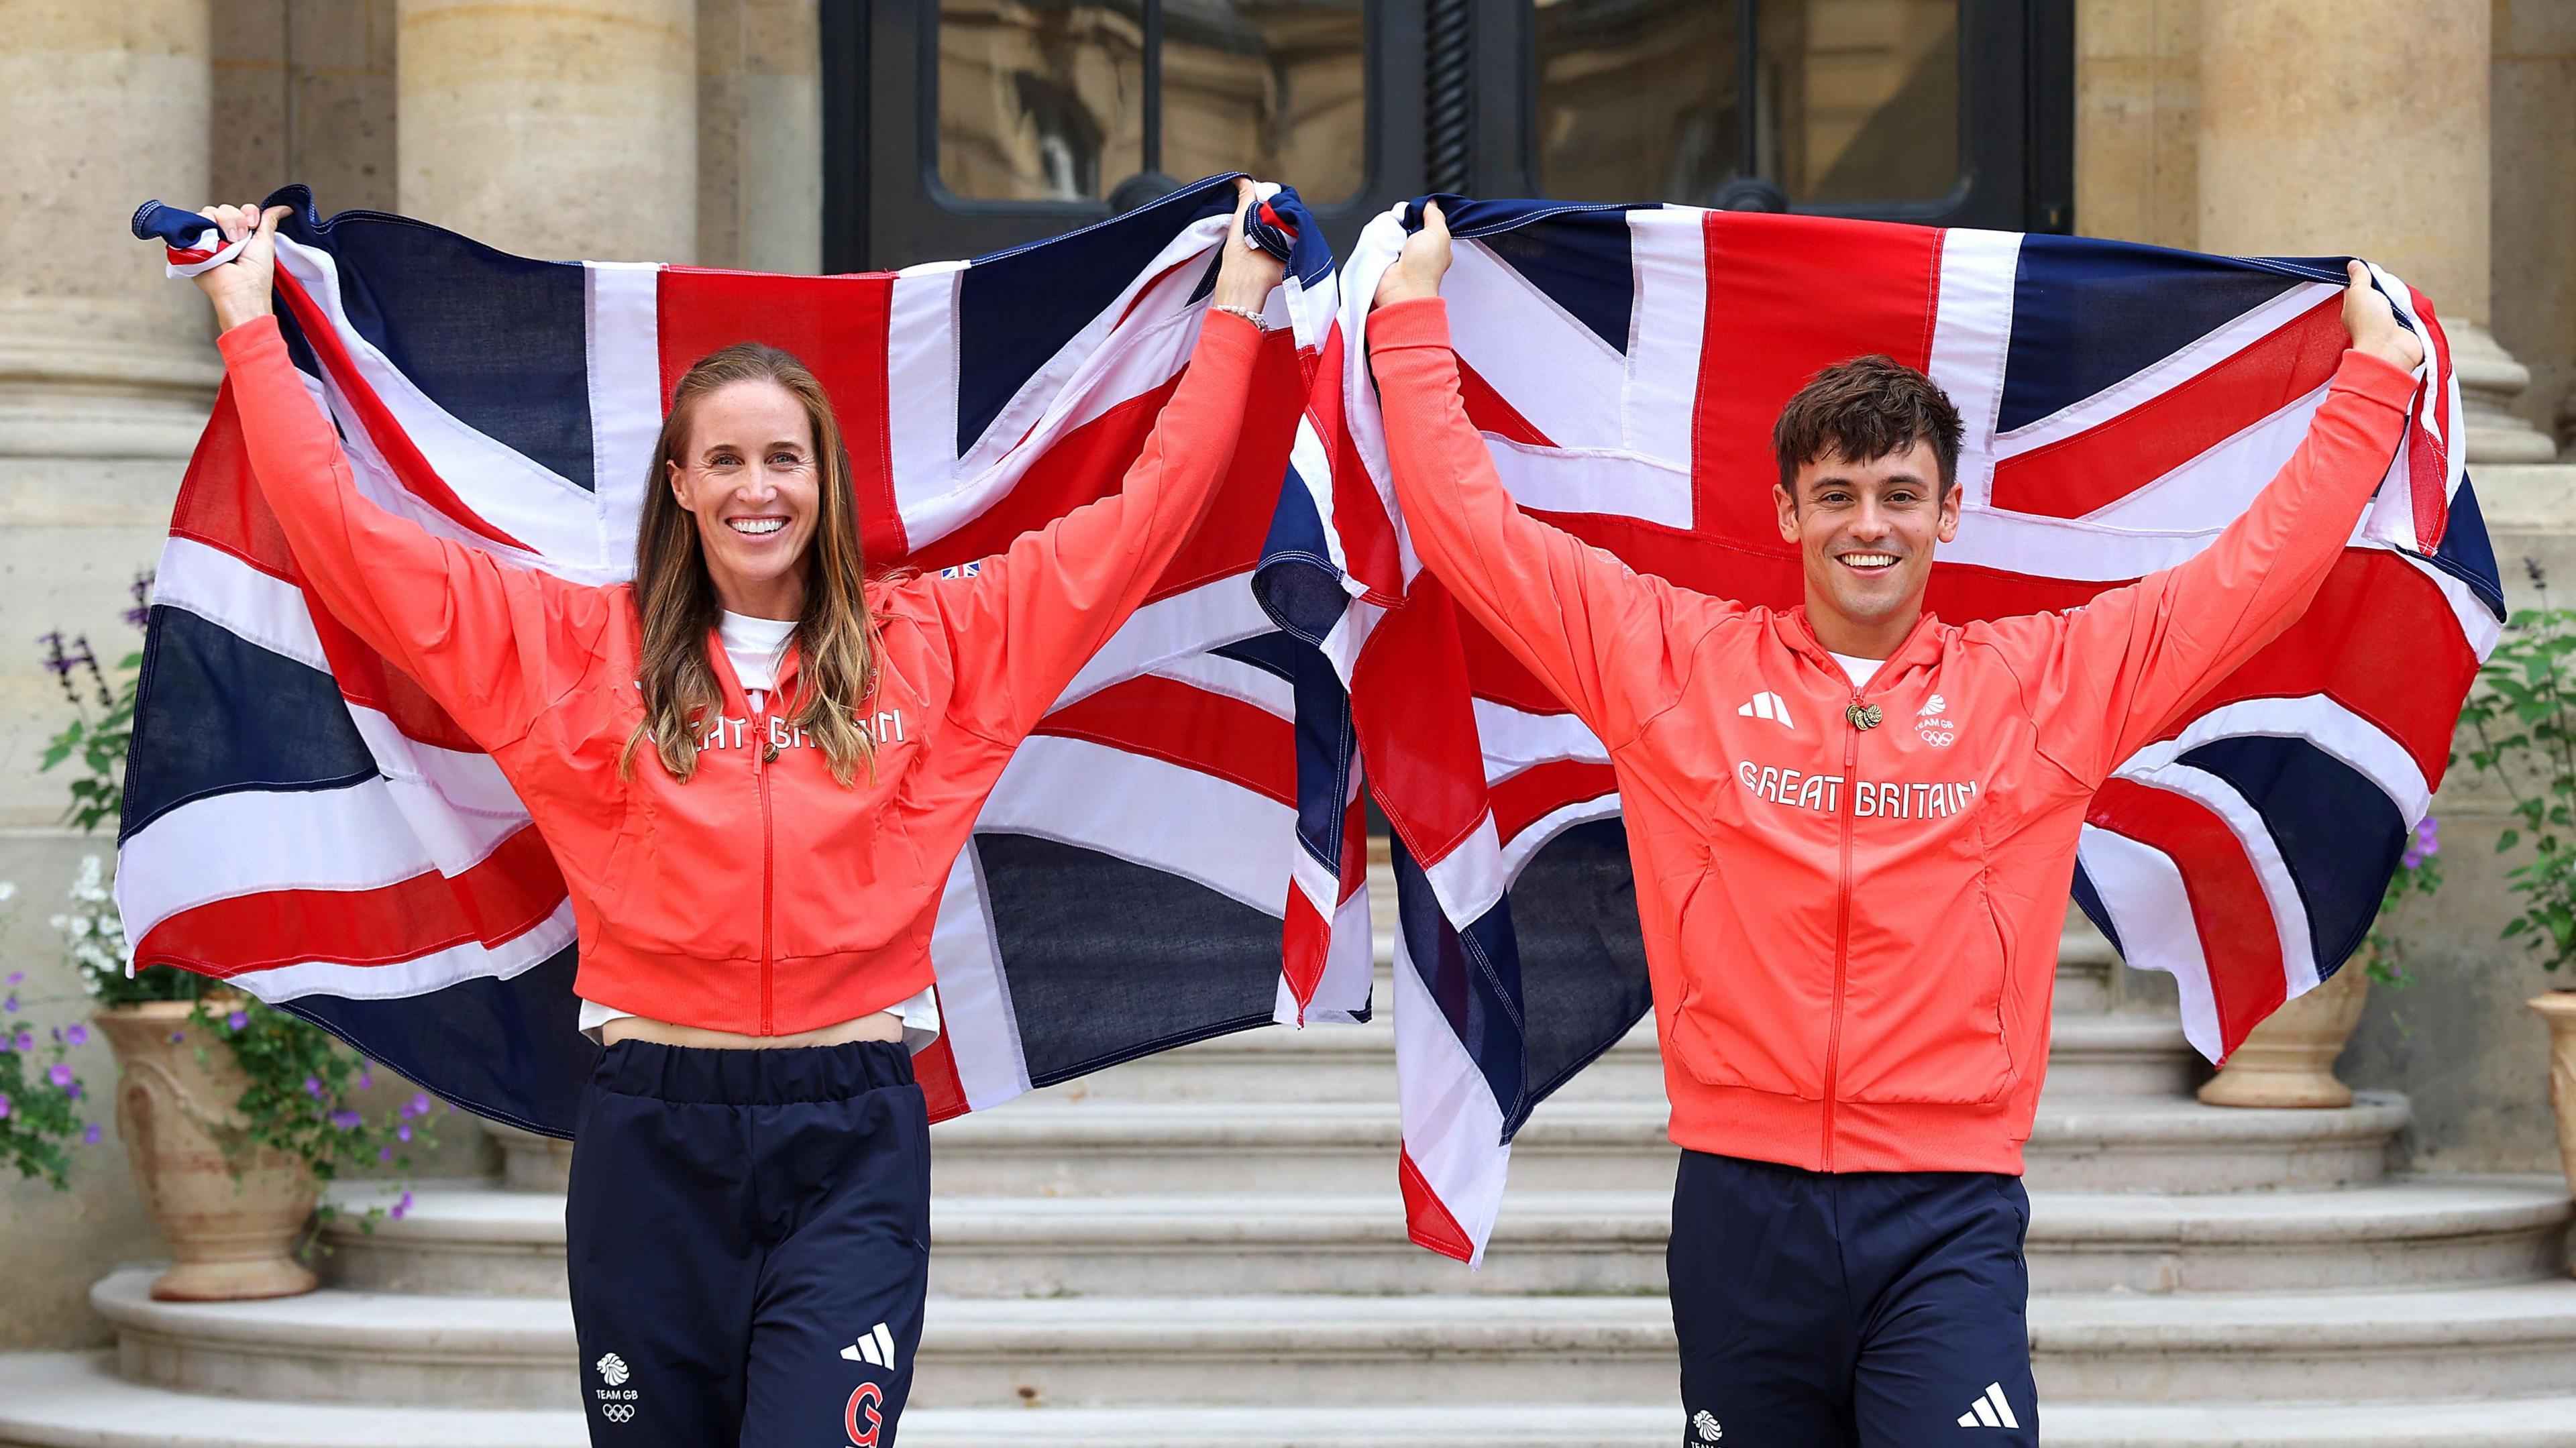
[1263,197,2500,1262]
[121,176,1373,1134]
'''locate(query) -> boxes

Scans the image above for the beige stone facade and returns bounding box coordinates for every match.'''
[1,0,2573,1353]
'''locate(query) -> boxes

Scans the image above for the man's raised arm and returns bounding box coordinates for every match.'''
[1368,203,1728,748]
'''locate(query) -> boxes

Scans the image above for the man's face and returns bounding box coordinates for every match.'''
[1773,439,1960,639]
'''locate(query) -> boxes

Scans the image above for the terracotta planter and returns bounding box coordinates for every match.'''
[2198,958,2372,1109]
[2532,990,2576,1203]
[93,1000,319,1300]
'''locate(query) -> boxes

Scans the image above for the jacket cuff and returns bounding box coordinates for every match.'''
[2328,347,2420,412]
[215,311,284,366]
[1368,296,1452,354]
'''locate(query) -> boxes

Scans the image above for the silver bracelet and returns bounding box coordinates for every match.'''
[1210,302,1268,332]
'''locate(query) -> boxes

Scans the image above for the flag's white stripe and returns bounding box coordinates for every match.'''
[885,261,969,524]
[151,540,532,824]
[1279,879,1377,1027]
[1319,598,1384,690]
[1285,415,1356,583]
[1338,208,1415,583]
[2108,760,2320,999]
[1419,811,1507,928]
[2068,382,2330,533]
[1485,439,1693,529]
[583,261,661,570]
[1448,237,1625,453]
[1623,207,1709,469]
[1051,575,1275,712]
[1146,650,1295,720]
[1393,920,1510,1268]
[1497,792,1625,881]
[1990,280,2338,455]
[2113,693,2434,823]
[270,237,610,570]
[1472,699,1609,785]
[930,844,1032,1111]
[222,904,578,1005]
[898,300,1203,551]
[153,537,328,671]
[981,737,1294,917]
[117,778,530,946]
[2076,824,2224,1061]
[1926,227,2023,512]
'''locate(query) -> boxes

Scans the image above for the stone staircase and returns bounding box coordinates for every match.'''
[2,901,2573,1446]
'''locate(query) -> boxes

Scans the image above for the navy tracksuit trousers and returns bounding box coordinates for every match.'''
[1669,1151,2038,1447]
[566,1039,929,1447]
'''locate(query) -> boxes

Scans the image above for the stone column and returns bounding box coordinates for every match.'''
[0,0,221,828]
[396,0,698,262]
[2198,0,2554,465]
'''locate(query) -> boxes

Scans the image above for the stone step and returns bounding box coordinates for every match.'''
[13,1349,2576,1448]
[100,1262,2576,1410]
[1034,1009,2201,1108]
[926,1093,2406,1196]
[323,1176,2569,1300]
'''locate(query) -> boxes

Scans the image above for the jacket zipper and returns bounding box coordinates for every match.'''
[754,700,777,1036]
[1821,683,1862,1171]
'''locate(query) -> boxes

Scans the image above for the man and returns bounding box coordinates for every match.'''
[1366,201,2424,1446]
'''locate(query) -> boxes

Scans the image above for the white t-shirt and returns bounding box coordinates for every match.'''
[574,610,942,1048]
[1830,651,1884,688]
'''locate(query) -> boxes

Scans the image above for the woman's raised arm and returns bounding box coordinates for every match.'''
[197,205,610,751]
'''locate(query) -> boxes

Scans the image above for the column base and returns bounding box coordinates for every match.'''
[2452,323,2563,467]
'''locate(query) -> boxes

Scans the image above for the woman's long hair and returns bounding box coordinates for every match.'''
[621,342,879,787]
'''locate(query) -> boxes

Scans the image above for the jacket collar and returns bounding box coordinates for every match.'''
[1774,605,1945,689]
[703,624,803,714]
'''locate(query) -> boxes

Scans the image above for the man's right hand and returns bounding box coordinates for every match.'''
[2341,260,2426,374]
[1372,200,1454,311]
[191,203,293,334]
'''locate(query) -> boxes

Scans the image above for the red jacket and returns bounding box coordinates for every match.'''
[1368,297,2417,1175]
[219,310,1261,1036]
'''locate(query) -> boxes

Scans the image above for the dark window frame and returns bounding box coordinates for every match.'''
[1507,0,2072,232]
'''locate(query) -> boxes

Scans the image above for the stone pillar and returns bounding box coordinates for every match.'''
[396,0,697,262]
[0,1,221,829]
[2198,0,2553,465]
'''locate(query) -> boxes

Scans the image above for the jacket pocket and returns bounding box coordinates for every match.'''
[1833,879,2015,1106]
[1662,869,1829,1101]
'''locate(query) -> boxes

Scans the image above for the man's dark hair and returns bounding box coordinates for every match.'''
[1772,355,1964,499]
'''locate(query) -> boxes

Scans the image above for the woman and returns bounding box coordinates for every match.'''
[188,181,1285,1446]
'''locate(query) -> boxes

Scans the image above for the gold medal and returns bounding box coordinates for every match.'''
[1847,702,1884,730]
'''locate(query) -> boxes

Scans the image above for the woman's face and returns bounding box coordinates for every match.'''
[666,379,822,617]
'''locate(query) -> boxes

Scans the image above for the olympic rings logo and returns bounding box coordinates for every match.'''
[601,1403,637,1424]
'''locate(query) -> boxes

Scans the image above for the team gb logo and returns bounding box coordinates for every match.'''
[1916,693,1958,748]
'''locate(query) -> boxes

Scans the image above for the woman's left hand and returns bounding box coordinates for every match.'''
[1211,178,1289,317]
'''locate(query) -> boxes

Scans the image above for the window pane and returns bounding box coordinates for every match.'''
[1532,0,1960,207]
[938,1,1146,202]
[1760,0,1958,205]
[1159,1,1368,207]
[1534,0,1740,205]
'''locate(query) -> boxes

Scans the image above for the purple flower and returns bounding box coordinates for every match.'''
[4,972,19,985]
[64,1081,80,1101]
[166,1031,184,1044]
[0,1094,11,1119]
[83,1123,101,1144]
[2401,815,2442,870]
[123,571,155,631]
[396,1123,413,1143]
[390,1190,413,1222]
[303,1076,325,1099]
[404,1093,430,1118]
[14,1031,34,1052]
[62,1023,85,1046]
[226,1010,248,1031]
[377,1146,392,1162]
[47,1062,73,1089]
[3,996,17,1014]
[356,1072,374,1090]
[329,1110,362,1131]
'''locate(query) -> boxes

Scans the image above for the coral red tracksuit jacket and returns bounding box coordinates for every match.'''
[1368,297,2418,1175]
[219,310,1260,1036]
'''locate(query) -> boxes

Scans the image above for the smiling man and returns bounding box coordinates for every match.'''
[1366,202,2425,1447]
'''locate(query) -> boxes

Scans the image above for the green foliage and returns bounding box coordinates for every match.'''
[2458,598,2576,972]
[190,1000,439,1222]
[0,886,100,1187]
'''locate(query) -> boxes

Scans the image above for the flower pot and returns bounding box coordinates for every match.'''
[2198,958,2371,1109]
[2530,989,2576,1203]
[93,1000,319,1300]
